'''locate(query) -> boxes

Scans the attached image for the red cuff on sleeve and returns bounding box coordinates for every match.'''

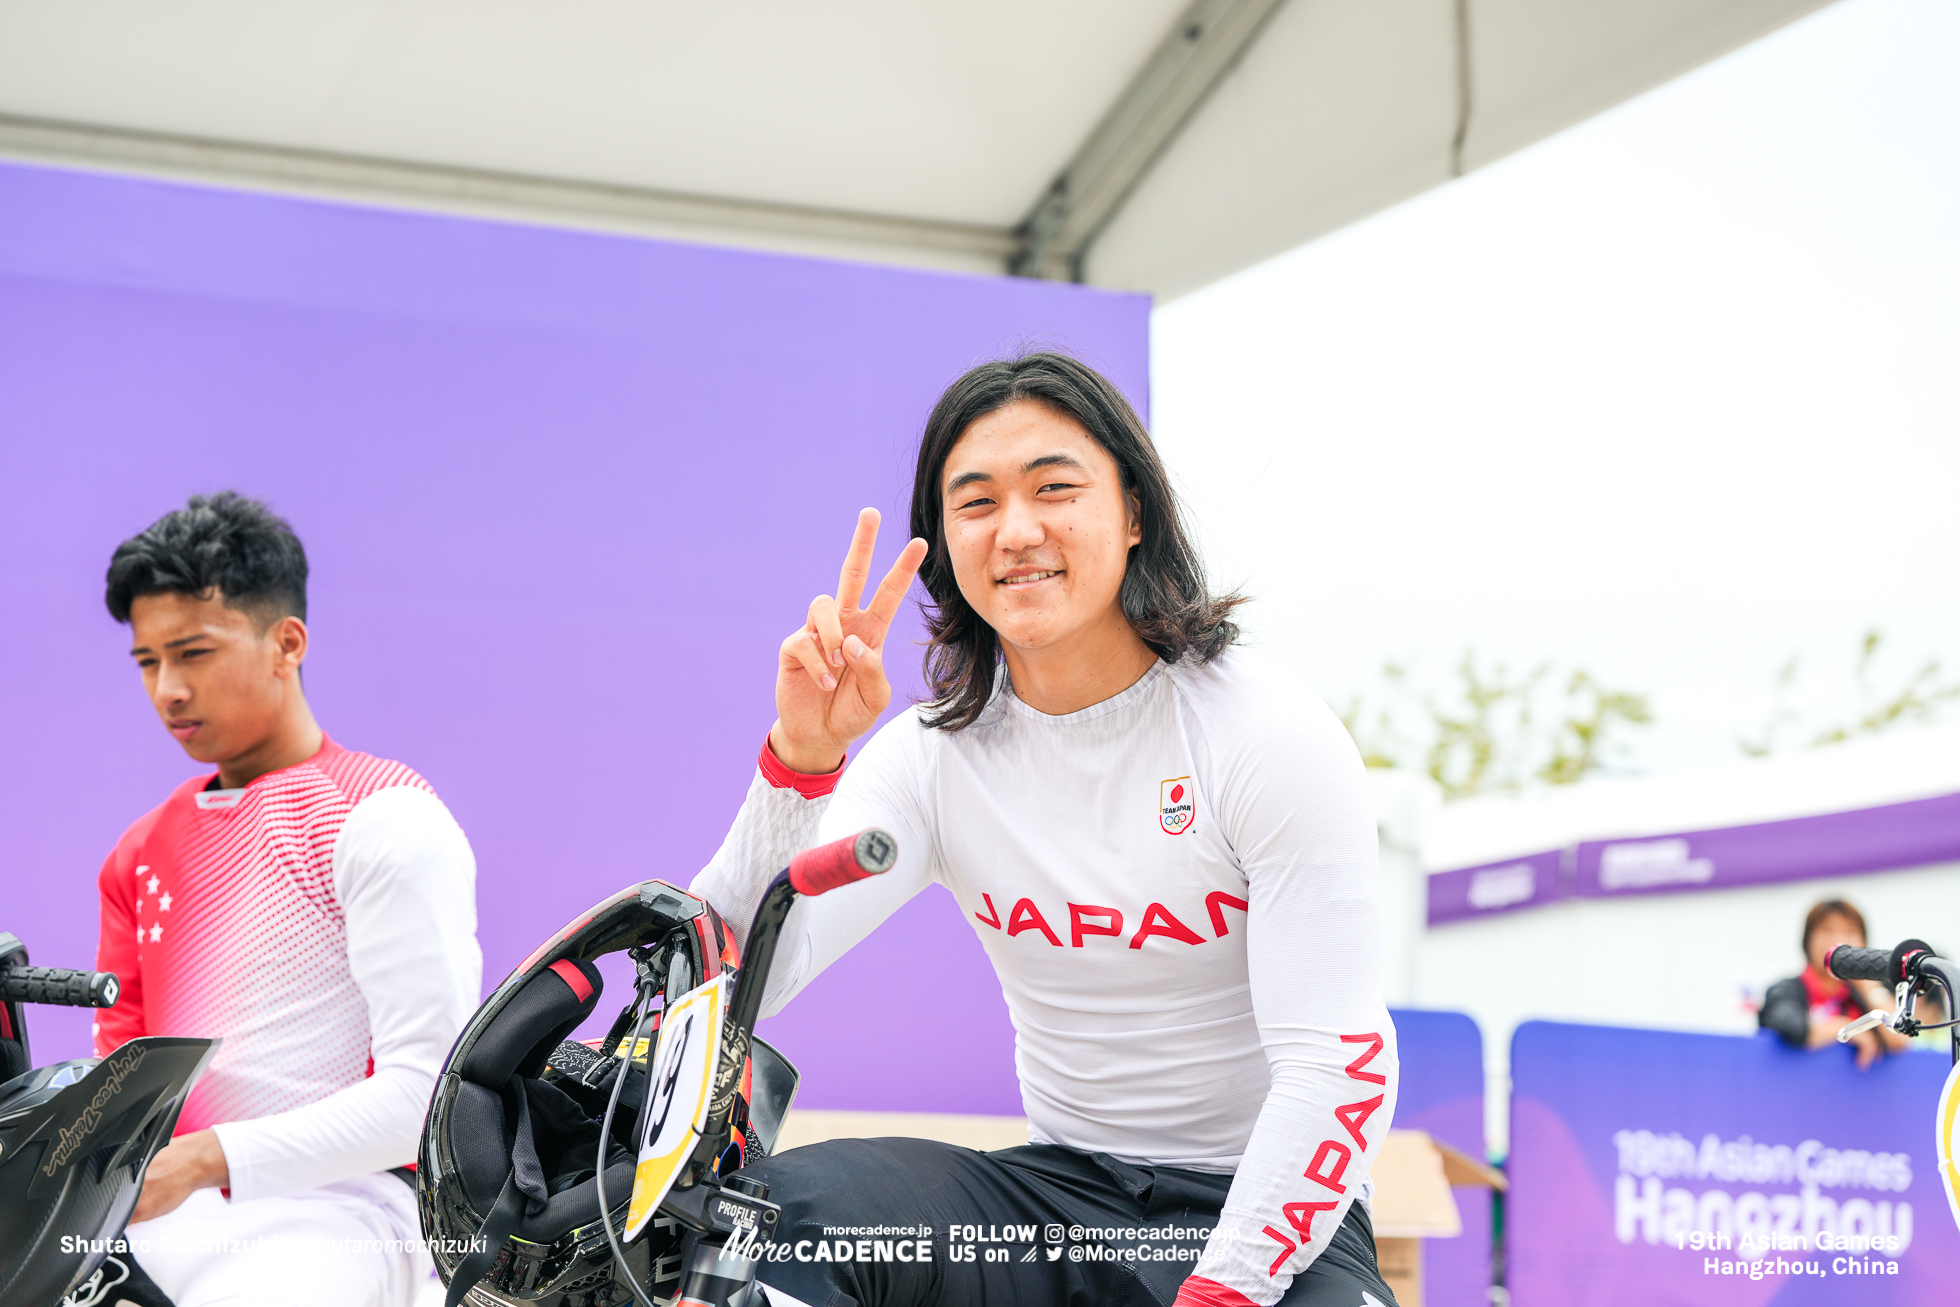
[1173,1277,1262,1307]
[757,736,846,799]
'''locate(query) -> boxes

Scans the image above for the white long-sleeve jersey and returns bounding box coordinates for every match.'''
[97,737,483,1204]
[691,649,1397,1306]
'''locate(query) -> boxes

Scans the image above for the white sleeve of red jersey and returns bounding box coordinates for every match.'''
[1177,690,1399,1307]
[211,785,482,1202]
[690,725,935,1019]
[690,765,831,961]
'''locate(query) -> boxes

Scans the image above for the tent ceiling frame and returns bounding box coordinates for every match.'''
[0,112,1017,264]
[0,3,1289,288]
[0,1,1840,297]
[1008,0,1290,282]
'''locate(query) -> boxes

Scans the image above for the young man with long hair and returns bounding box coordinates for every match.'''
[692,354,1399,1307]
[94,493,482,1307]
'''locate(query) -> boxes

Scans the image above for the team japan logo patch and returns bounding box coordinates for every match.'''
[1159,776,1195,835]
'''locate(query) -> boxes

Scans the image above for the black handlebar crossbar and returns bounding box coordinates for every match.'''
[656,829,898,1229]
[708,830,896,1158]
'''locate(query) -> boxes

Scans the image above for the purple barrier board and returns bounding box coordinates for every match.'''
[0,158,1147,1117]
[1429,790,1960,925]
[1428,850,1562,926]
[1509,1020,1958,1306]
[1574,792,1960,899]
[1388,1009,1492,1306]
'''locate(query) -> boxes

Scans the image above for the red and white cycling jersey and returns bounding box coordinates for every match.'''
[96,736,481,1202]
[693,649,1397,1306]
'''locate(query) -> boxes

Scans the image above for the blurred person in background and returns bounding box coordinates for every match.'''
[1759,898,1911,1070]
[93,493,482,1307]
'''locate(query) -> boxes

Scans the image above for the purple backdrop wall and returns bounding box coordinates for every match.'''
[0,159,1149,1115]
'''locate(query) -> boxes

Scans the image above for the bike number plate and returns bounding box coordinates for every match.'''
[624,973,728,1240]
[1940,1060,1960,1235]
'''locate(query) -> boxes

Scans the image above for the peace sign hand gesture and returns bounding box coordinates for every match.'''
[769,509,929,776]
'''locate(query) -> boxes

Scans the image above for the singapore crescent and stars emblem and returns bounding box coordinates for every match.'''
[1159,777,1195,835]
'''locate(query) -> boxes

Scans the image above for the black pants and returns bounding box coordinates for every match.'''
[709,1138,1398,1307]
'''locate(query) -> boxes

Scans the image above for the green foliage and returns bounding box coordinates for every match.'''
[1338,650,1652,801]
[1538,670,1656,787]
[1739,629,1960,756]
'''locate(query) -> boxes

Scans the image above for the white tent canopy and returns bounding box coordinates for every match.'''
[0,0,1832,299]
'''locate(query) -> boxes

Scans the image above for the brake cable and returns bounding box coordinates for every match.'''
[595,949,664,1307]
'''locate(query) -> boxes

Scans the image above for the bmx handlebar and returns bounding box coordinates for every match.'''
[0,965,120,1009]
[1826,946,1894,984]
[1827,939,1936,988]
[787,829,899,898]
[649,829,898,1237]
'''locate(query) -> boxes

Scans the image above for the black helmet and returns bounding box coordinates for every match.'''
[419,881,799,1307]
[0,932,217,1307]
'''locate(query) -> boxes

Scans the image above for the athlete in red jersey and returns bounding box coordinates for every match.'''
[94,493,481,1307]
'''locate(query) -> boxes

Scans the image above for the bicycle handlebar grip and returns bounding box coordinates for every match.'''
[788,829,898,897]
[1826,946,1893,984]
[0,965,121,1008]
[1890,938,1934,985]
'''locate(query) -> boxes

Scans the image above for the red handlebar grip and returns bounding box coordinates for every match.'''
[788,829,899,897]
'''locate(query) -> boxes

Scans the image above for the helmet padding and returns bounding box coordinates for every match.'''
[458,959,603,1087]
[444,955,645,1245]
